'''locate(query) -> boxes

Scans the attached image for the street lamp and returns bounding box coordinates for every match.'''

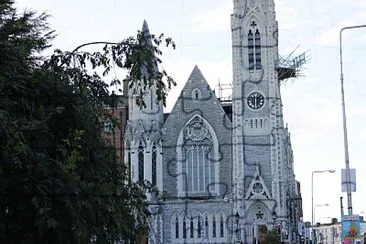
[311,170,335,242]
[339,24,366,216]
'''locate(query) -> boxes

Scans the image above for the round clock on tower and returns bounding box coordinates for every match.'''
[247,91,265,109]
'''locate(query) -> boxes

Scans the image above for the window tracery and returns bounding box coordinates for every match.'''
[248,21,261,70]
[181,116,216,194]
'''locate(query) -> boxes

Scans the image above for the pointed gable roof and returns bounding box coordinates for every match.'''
[245,165,272,200]
[164,65,232,129]
[175,65,216,109]
[187,65,206,83]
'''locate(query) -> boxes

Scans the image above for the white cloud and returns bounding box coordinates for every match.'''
[357,1,366,8]
[349,107,366,115]
[361,130,366,138]
[187,2,231,33]
[315,20,358,46]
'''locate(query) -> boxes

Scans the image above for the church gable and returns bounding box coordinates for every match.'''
[172,65,215,114]
[162,65,232,199]
[165,65,229,123]
[245,166,272,200]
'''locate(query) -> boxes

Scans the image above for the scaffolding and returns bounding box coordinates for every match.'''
[276,46,310,85]
[215,81,233,103]
[214,47,309,102]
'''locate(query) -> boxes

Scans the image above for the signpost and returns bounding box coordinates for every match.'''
[341,169,356,192]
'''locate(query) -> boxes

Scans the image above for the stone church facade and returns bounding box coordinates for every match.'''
[122,0,303,243]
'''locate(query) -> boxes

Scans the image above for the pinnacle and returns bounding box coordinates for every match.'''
[142,19,149,33]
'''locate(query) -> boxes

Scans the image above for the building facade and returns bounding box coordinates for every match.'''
[311,221,366,244]
[123,0,303,243]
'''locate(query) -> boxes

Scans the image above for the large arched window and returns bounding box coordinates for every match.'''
[179,116,218,195]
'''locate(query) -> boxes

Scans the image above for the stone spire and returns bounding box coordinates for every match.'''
[128,20,162,121]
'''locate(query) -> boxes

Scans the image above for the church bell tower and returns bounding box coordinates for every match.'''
[231,0,290,242]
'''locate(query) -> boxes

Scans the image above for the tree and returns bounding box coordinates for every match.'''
[260,229,281,244]
[0,0,174,242]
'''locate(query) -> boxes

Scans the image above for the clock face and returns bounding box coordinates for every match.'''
[247,92,265,110]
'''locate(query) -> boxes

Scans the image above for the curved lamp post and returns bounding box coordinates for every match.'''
[339,24,366,216]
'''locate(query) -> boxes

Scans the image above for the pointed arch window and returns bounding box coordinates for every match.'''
[205,216,209,239]
[175,217,179,239]
[212,216,217,238]
[183,217,187,238]
[127,146,131,182]
[255,29,261,69]
[197,216,203,238]
[248,30,254,70]
[138,141,144,182]
[220,214,224,237]
[190,217,194,238]
[152,142,157,186]
[180,116,217,195]
[248,25,261,70]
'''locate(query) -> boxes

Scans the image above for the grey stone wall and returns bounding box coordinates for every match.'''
[162,66,233,199]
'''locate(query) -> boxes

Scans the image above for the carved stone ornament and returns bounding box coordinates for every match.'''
[184,117,211,143]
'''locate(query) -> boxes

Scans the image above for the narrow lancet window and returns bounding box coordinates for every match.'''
[127,147,131,181]
[248,30,254,70]
[248,25,261,70]
[152,142,157,186]
[205,216,209,239]
[220,215,224,237]
[138,141,144,182]
[255,29,261,69]
[175,217,179,238]
[183,217,187,238]
[198,217,202,238]
[212,216,216,238]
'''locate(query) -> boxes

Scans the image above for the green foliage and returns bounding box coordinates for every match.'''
[43,29,176,108]
[260,229,281,244]
[0,0,172,242]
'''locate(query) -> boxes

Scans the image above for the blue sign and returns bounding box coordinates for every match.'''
[342,215,361,240]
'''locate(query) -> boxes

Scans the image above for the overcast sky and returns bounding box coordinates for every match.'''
[14,0,366,223]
